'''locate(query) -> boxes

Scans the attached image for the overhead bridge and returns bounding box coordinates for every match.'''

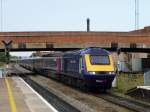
[1,47,150,53]
[0,26,150,52]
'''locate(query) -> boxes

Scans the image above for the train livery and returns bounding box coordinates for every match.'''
[19,48,116,90]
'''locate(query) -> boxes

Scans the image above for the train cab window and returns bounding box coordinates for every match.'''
[90,55,110,65]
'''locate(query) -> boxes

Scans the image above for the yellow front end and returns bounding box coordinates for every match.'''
[84,54,115,72]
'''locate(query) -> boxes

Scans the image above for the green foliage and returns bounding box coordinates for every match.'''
[113,73,144,93]
[0,52,6,67]
[0,52,6,62]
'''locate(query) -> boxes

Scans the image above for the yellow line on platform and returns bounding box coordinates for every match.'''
[5,78,17,112]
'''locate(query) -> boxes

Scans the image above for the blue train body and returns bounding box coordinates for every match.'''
[19,48,116,90]
[61,48,115,89]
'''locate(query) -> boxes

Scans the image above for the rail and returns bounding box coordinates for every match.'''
[22,76,80,112]
[94,93,150,112]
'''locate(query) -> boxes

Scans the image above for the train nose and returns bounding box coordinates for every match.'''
[96,79,107,83]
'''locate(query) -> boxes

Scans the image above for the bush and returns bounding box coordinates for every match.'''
[0,52,6,62]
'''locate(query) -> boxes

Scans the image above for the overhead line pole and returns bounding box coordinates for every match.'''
[135,0,136,30]
[135,0,139,30]
[137,0,139,30]
[1,0,3,31]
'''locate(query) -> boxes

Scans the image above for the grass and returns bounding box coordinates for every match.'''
[112,73,144,93]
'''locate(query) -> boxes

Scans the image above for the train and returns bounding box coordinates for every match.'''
[18,48,116,91]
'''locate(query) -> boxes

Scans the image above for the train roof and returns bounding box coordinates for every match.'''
[18,48,110,60]
[80,47,110,55]
[63,47,110,56]
[18,57,53,60]
[42,51,63,57]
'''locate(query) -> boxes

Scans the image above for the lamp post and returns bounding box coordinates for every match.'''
[117,47,121,75]
[114,48,121,88]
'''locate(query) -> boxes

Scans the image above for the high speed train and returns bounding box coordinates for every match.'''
[19,48,116,91]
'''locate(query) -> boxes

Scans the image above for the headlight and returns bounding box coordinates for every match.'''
[89,72,96,75]
[108,72,115,75]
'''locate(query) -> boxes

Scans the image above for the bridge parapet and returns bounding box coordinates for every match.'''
[0,26,150,49]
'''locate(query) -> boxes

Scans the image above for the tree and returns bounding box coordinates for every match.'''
[0,52,6,62]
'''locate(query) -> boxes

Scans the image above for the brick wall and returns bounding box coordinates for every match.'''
[0,26,150,48]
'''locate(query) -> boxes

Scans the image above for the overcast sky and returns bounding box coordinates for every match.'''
[1,0,149,56]
[1,0,150,32]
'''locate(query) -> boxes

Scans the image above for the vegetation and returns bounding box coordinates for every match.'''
[0,52,6,62]
[0,52,18,67]
[0,52,6,67]
[0,62,4,67]
[113,73,144,93]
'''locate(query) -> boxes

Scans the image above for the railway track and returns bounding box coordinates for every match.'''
[11,64,150,112]
[94,93,150,112]
[22,76,80,112]
[22,74,150,112]
[10,64,80,112]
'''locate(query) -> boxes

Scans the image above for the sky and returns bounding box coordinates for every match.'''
[0,0,150,56]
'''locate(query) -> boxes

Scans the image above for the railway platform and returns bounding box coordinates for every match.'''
[0,77,57,112]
